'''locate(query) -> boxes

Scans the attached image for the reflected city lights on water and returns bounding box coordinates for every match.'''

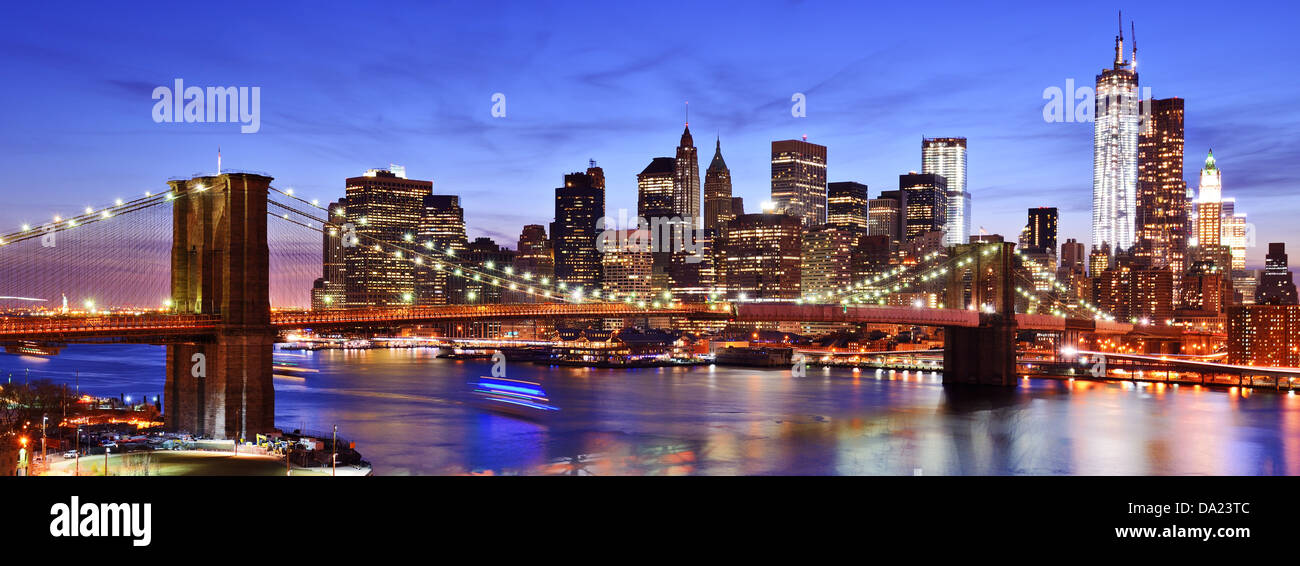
[3,344,1299,475]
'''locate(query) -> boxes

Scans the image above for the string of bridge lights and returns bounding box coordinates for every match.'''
[808,245,1003,308]
[0,186,209,248]
[267,187,708,308]
[1011,249,1117,321]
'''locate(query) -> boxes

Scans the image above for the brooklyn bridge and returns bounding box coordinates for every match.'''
[0,172,1146,440]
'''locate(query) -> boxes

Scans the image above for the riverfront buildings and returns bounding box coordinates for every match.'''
[637,157,677,221]
[1228,304,1300,366]
[770,139,828,228]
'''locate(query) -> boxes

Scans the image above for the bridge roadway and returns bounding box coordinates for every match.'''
[0,302,1131,342]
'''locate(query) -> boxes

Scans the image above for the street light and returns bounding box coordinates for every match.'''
[332,425,338,477]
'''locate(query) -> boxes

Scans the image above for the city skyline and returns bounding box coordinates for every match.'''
[1,2,1297,274]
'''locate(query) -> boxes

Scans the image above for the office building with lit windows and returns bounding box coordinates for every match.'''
[416,193,468,305]
[1093,23,1140,253]
[342,168,433,307]
[869,191,903,244]
[1256,243,1298,305]
[900,173,947,241]
[717,213,803,299]
[1228,304,1300,366]
[638,157,677,221]
[703,138,735,232]
[675,125,701,221]
[770,139,828,228]
[826,181,869,231]
[601,229,655,302]
[552,165,606,289]
[312,197,348,309]
[922,137,970,246]
[801,225,857,298]
[1135,97,1187,283]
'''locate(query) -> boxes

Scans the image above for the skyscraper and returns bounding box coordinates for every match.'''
[637,157,676,220]
[418,193,467,305]
[717,213,803,300]
[869,191,903,244]
[770,138,828,228]
[1256,243,1299,305]
[1092,18,1140,253]
[514,224,553,280]
[1193,150,1224,248]
[552,165,605,288]
[312,198,348,309]
[899,173,947,241]
[674,125,701,221]
[922,137,971,246]
[342,168,432,307]
[1023,207,1058,254]
[826,181,869,231]
[703,138,735,232]
[1135,97,1187,280]
[602,229,655,302]
[801,226,857,297]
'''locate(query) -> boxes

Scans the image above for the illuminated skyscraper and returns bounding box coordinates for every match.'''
[801,226,857,298]
[718,213,803,299]
[1256,243,1298,305]
[418,193,467,305]
[1135,97,1187,280]
[899,173,946,241]
[514,224,553,279]
[770,139,828,228]
[1022,207,1058,254]
[1092,18,1140,253]
[343,168,432,307]
[1193,150,1224,248]
[312,198,348,309]
[703,137,735,232]
[869,191,903,244]
[1228,304,1300,366]
[638,157,677,220]
[922,137,970,245]
[602,229,655,302]
[674,125,701,220]
[552,165,605,288]
[826,181,869,231]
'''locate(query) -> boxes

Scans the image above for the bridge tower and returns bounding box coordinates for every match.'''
[164,173,276,440]
[943,242,1019,386]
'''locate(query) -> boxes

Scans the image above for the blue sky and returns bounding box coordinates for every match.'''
[2,0,1297,270]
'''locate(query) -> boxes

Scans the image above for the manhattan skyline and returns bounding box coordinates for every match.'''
[1,1,1297,272]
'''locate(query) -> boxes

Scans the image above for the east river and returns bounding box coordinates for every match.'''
[4,344,1299,475]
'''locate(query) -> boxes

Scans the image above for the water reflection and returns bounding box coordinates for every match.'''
[2,344,1298,476]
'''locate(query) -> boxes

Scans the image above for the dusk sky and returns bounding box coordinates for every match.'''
[2,0,1298,272]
